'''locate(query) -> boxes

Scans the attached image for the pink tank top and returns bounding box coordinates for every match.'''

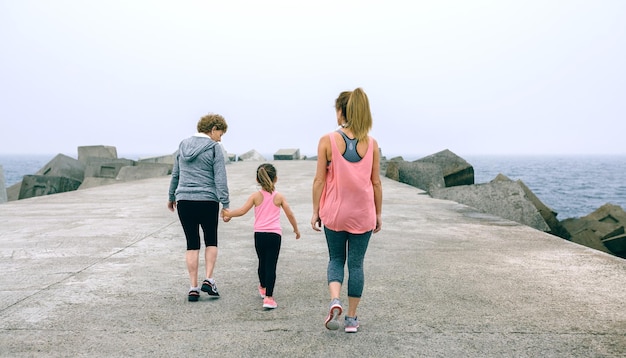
[254,190,282,235]
[319,133,376,233]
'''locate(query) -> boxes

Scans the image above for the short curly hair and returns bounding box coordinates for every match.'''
[197,113,228,134]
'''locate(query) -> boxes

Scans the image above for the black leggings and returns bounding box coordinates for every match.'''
[176,200,219,250]
[254,232,282,297]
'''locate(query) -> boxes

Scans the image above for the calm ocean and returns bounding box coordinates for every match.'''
[1,154,625,220]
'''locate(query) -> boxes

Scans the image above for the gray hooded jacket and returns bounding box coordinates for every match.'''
[168,133,230,208]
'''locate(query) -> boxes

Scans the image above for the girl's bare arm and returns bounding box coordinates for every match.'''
[278,193,301,239]
[224,192,259,218]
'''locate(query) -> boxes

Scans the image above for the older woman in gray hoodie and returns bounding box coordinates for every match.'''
[168,113,230,302]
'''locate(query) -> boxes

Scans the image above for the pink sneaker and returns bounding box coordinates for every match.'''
[263,297,277,309]
[258,285,266,298]
[344,316,359,333]
[324,298,342,330]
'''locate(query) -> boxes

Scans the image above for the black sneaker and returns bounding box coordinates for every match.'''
[188,289,200,302]
[201,279,220,297]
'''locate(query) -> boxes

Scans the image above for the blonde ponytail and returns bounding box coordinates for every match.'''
[346,88,372,141]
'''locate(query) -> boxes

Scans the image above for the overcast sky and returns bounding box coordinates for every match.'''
[1,0,625,159]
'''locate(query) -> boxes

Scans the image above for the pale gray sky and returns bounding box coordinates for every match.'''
[1,0,625,158]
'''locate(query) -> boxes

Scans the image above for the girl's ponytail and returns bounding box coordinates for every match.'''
[256,163,276,193]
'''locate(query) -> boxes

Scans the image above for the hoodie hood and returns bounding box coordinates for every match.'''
[179,134,218,162]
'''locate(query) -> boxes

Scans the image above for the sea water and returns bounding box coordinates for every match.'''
[465,155,626,220]
[1,154,54,186]
[1,154,625,220]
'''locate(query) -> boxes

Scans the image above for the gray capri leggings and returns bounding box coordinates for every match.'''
[324,227,372,298]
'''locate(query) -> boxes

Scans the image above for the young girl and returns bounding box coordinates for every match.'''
[223,163,300,309]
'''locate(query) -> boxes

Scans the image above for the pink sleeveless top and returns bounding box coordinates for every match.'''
[254,190,282,235]
[319,133,376,233]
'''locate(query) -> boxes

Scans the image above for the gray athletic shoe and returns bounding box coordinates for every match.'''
[201,279,220,297]
[324,298,342,330]
[344,316,359,333]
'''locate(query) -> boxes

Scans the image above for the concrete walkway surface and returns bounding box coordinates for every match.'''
[1,160,625,357]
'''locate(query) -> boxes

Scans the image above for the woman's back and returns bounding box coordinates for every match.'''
[319,133,376,234]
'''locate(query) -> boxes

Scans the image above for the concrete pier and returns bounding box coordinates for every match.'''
[1,161,625,357]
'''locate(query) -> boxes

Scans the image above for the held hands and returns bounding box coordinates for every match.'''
[221,208,232,222]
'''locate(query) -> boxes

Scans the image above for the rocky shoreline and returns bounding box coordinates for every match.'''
[1,145,624,259]
[384,149,626,259]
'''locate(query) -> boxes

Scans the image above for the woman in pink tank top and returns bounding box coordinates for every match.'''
[311,88,383,333]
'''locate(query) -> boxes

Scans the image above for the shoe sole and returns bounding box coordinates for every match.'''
[263,304,277,309]
[344,326,359,333]
[188,291,200,302]
[324,305,342,330]
[201,283,220,298]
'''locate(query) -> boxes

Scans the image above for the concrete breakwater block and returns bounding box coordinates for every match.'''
[385,161,445,192]
[36,154,85,182]
[77,145,117,165]
[564,229,613,254]
[238,149,266,162]
[430,180,551,232]
[6,145,174,201]
[380,154,402,174]
[137,154,176,165]
[84,158,136,178]
[116,163,171,181]
[0,165,6,203]
[6,182,21,201]
[414,149,474,187]
[135,161,172,173]
[78,177,118,190]
[84,157,172,180]
[18,175,82,200]
[603,233,626,258]
[561,204,626,258]
[273,148,300,160]
[492,174,570,239]
[6,154,85,201]
[384,149,554,234]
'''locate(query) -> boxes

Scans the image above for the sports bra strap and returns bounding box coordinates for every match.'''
[336,130,362,163]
